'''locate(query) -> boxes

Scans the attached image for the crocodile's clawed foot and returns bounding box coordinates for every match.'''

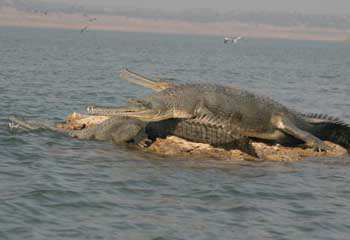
[308,140,332,152]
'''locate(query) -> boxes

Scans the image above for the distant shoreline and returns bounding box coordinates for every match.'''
[1,8,349,42]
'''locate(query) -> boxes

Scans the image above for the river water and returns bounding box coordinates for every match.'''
[1,27,350,239]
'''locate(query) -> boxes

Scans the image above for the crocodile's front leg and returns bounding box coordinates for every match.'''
[110,121,147,145]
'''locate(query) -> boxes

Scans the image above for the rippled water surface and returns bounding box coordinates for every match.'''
[1,27,350,239]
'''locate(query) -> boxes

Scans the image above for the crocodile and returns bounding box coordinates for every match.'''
[8,114,258,156]
[86,69,350,152]
[8,115,148,145]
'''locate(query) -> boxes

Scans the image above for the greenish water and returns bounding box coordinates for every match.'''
[1,27,350,239]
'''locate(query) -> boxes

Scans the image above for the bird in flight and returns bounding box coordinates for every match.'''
[224,36,243,44]
[80,26,88,33]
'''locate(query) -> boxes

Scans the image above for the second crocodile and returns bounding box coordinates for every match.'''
[9,113,257,157]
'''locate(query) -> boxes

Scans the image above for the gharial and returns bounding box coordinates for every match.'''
[8,112,257,157]
[86,68,350,153]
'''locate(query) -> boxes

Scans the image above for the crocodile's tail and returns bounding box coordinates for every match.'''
[119,68,174,91]
[301,113,350,150]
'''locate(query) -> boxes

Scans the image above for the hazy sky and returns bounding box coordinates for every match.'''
[59,0,350,15]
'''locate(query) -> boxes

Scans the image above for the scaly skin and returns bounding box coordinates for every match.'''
[146,119,257,156]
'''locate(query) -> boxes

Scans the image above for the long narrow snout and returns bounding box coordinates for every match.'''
[86,105,175,121]
[86,105,147,116]
[119,68,174,91]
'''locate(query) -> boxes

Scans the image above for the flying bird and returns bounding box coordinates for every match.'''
[80,26,88,33]
[233,36,242,43]
[224,36,243,44]
[88,17,97,22]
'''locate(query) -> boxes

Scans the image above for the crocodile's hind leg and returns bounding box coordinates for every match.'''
[272,115,329,151]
